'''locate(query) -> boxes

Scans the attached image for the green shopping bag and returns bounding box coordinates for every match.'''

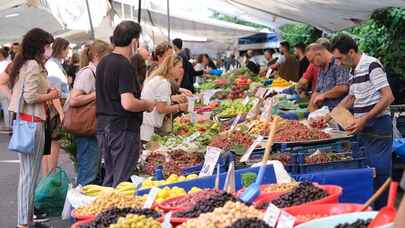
[34,167,69,216]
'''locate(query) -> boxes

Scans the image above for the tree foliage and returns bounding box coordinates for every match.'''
[279,24,322,45]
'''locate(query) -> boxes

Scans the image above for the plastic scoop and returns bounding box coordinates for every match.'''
[368,181,398,228]
[240,116,278,204]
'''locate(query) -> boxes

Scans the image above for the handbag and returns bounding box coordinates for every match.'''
[62,67,96,136]
[8,77,40,154]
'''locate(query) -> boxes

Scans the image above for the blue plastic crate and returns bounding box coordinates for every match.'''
[298,158,367,174]
[137,164,277,195]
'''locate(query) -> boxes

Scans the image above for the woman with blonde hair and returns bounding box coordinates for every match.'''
[70,39,112,186]
[140,54,188,142]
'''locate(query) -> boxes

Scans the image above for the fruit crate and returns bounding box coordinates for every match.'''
[247,150,299,174]
[298,158,367,174]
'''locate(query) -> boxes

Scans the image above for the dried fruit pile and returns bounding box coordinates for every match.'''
[109,214,160,228]
[143,149,203,176]
[160,189,219,209]
[268,153,293,165]
[75,192,146,216]
[335,218,372,228]
[179,201,264,228]
[174,191,240,218]
[228,218,272,228]
[79,207,161,228]
[274,120,330,142]
[256,182,328,209]
[304,151,351,164]
[209,131,253,152]
[261,182,300,193]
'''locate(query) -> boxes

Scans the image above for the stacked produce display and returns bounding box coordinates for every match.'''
[70,68,382,228]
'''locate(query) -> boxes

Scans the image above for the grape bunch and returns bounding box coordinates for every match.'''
[227,218,273,228]
[80,207,161,228]
[175,191,240,218]
[335,218,372,228]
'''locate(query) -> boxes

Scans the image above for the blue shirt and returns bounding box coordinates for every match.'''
[316,57,350,109]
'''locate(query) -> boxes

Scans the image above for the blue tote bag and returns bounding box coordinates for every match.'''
[8,77,40,154]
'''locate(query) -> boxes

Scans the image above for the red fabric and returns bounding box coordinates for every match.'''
[303,64,320,91]
[19,113,42,123]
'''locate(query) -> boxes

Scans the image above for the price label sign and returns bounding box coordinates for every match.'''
[255,87,267,98]
[229,114,242,132]
[161,212,173,228]
[240,135,264,162]
[263,203,281,227]
[242,96,250,105]
[183,132,200,144]
[143,187,160,209]
[130,175,145,196]
[276,211,296,228]
[187,96,197,112]
[260,99,273,121]
[199,146,223,177]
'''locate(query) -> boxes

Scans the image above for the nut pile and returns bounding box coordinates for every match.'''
[261,182,299,193]
[79,207,161,228]
[227,218,272,228]
[175,191,240,218]
[304,151,351,164]
[335,218,372,228]
[179,201,264,228]
[209,131,253,152]
[75,192,146,216]
[109,214,160,228]
[274,120,330,142]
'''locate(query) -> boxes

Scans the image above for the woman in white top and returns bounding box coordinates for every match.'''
[43,37,69,177]
[70,40,112,186]
[141,54,188,141]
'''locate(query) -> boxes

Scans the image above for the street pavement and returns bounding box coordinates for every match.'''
[0,132,74,228]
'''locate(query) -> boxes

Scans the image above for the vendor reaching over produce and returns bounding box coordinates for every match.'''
[306,43,350,112]
[141,54,189,142]
[332,34,395,210]
[270,41,299,82]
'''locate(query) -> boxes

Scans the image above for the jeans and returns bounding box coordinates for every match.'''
[0,92,10,128]
[75,136,100,186]
[97,127,141,187]
[357,115,393,210]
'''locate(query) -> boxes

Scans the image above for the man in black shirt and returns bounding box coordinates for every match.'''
[294,42,310,79]
[96,21,155,187]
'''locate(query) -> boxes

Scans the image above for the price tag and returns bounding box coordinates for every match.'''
[255,87,267,98]
[276,211,296,228]
[240,135,264,162]
[242,96,250,105]
[263,203,281,227]
[229,114,242,132]
[202,89,220,105]
[187,96,197,112]
[130,175,145,195]
[143,187,160,209]
[260,99,273,121]
[161,211,173,228]
[183,132,200,144]
[190,112,197,124]
[199,146,223,177]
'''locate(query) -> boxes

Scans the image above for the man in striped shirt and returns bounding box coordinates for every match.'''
[332,34,395,209]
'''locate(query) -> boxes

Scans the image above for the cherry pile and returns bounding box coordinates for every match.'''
[79,207,161,228]
[174,191,240,218]
[227,218,273,228]
[335,218,372,228]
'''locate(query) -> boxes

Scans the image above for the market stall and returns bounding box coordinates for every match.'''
[68,67,387,228]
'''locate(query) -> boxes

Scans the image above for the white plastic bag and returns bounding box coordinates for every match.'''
[61,184,73,220]
[308,106,330,121]
[393,113,402,139]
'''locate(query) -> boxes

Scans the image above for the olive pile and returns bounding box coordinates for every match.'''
[261,182,328,209]
[227,218,273,228]
[109,214,160,228]
[79,207,161,228]
[175,191,240,218]
[335,218,372,228]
